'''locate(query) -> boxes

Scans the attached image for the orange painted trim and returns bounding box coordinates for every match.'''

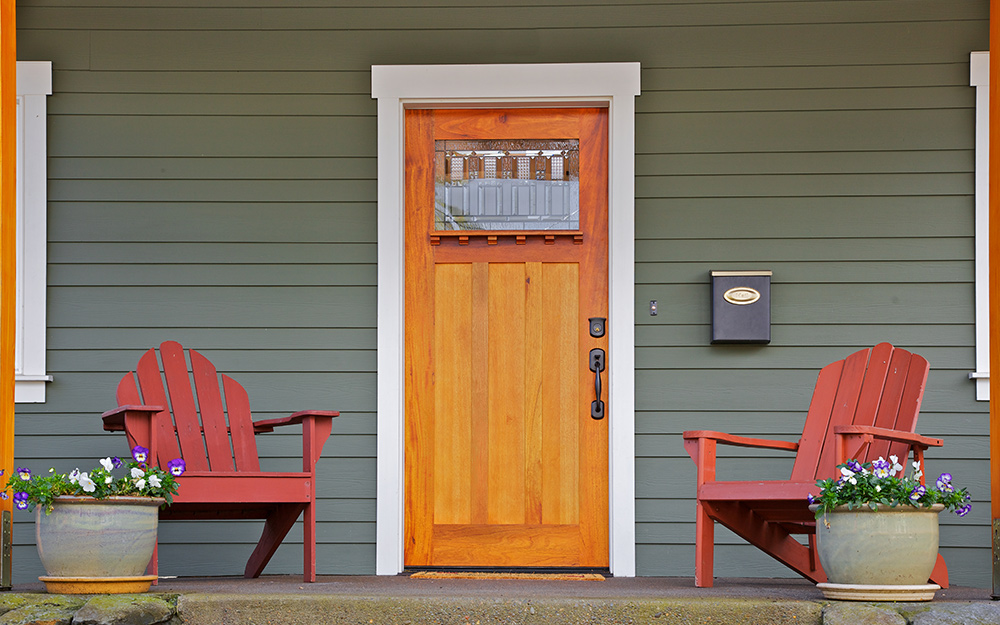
[0,0,16,519]
[991,0,1000,524]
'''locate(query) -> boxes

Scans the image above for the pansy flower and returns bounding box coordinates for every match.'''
[956,503,972,517]
[78,472,96,493]
[167,458,186,477]
[131,446,149,464]
[936,473,954,493]
[148,474,162,489]
[12,492,28,510]
[888,455,904,475]
[16,468,30,481]
[871,457,891,479]
[99,457,114,472]
[909,485,926,501]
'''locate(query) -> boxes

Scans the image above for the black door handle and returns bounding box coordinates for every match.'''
[589,348,605,420]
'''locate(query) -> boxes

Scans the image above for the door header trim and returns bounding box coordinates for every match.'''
[372,63,639,576]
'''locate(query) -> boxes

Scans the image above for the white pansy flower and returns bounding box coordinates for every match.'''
[99,457,114,472]
[131,467,144,479]
[148,474,161,488]
[78,472,96,493]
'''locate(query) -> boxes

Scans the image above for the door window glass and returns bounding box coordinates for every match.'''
[434,139,579,231]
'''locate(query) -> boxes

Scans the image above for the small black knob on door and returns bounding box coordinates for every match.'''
[589,348,605,420]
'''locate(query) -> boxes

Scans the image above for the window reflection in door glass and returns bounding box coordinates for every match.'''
[434,139,580,231]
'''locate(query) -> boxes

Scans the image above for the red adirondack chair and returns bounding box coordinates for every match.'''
[101,340,339,582]
[683,343,947,588]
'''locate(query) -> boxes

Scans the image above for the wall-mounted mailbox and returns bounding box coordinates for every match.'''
[711,271,772,344]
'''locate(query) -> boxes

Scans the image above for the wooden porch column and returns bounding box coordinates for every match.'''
[991,0,1000,600]
[0,0,15,590]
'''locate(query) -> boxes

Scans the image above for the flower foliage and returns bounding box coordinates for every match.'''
[2,446,185,514]
[811,456,971,519]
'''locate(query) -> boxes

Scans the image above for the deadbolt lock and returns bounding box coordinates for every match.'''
[589,317,606,338]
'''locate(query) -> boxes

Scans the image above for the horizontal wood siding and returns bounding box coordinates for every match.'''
[13,0,991,586]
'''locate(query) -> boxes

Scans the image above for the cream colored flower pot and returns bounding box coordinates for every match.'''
[810,503,943,601]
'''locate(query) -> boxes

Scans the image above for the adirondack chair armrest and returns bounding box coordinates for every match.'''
[683,431,799,485]
[833,425,944,469]
[101,404,164,432]
[253,410,340,470]
[833,425,943,448]
[682,430,800,452]
[252,410,340,433]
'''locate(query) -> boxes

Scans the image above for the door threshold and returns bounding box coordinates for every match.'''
[404,566,611,580]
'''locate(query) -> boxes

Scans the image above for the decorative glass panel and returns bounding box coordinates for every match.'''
[434,139,579,231]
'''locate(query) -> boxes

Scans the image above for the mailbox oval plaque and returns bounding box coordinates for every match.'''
[723,286,761,306]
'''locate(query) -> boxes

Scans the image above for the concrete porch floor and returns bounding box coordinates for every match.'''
[4,575,998,624]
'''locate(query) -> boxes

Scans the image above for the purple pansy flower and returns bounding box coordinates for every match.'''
[871,457,891,479]
[936,473,954,493]
[112,456,123,468]
[846,460,863,474]
[12,492,28,510]
[956,503,972,517]
[131,446,149,464]
[167,458,186,477]
[16,468,30,481]
[909,485,926,501]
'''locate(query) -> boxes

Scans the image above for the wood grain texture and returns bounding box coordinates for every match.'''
[0,0,15,525]
[433,263,472,524]
[405,108,608,567]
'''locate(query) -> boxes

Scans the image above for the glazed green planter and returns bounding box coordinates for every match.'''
[35,496,163,579]
[811,503,943,585]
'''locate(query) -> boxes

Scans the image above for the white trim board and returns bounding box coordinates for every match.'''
[372,63,640,576]
[14,61,52,403]
[971,52,989,401]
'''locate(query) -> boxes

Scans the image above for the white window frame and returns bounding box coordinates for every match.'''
[14,61,52,403]
[372,63,640,576]
[970,52,989,401]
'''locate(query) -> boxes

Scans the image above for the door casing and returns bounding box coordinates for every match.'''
[372,63,640,576]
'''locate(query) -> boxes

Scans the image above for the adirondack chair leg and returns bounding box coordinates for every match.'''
[694,501,715,588]
[244,505,305,579]
[146,541,159,584]
[929,553,949,588]
[304,501,316,583]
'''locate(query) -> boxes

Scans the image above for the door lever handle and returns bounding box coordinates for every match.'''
[589,348,605,420]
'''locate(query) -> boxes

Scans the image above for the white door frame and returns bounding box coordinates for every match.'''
[372,63,640,576]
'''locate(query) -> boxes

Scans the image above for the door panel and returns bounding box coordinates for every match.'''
[405,108,608,568]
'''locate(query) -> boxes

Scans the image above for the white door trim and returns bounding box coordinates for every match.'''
[372,63,640,576]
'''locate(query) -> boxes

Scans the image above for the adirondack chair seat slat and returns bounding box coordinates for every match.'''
[697,481,817,501]
[682,343,947,589]
[102,340,338,582]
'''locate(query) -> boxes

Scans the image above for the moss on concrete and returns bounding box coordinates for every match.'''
[0,596,86,625]
[71,594,177,625]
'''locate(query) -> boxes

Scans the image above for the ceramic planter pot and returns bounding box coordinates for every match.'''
[810,503,943,601]
[35,496,163,593]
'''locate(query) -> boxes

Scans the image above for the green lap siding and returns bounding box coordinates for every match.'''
[12,0,991,586]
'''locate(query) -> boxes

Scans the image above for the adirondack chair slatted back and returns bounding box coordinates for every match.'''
[115,341,261,472]
[790,342,929,482]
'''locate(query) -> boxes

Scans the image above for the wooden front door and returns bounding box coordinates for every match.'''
[404,108,609,568]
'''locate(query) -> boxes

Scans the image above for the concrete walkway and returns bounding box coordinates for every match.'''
[1,576,997,624]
